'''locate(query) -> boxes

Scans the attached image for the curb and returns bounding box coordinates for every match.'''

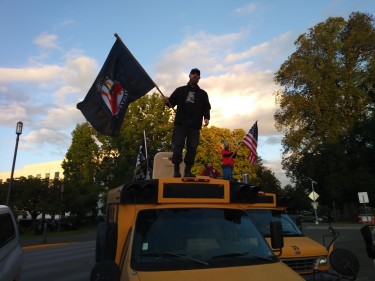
[22,242,78,251]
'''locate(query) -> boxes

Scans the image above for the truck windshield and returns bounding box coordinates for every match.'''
[132,208,277,271]
[246,209,302,237]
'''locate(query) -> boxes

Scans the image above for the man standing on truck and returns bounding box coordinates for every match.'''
[163,68,211,178]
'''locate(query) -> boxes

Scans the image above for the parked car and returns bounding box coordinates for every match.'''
[0,205,23,281]
[298,211,325,222]
[55,219,79,231]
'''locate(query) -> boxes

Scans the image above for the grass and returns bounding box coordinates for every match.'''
[20,224,97,240]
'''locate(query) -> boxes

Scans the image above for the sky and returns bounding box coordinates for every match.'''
[0,0,374,187]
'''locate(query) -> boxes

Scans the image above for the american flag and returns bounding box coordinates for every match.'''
[242,121,258,164]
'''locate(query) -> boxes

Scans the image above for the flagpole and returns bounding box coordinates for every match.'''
[229,142,241,159]
[143,130,150,179]
[155,86,177,113]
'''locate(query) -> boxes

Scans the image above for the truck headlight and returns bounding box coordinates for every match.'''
[314,256,328,268]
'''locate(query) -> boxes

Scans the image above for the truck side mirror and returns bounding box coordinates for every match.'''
[360,224,375,259]
[270,220,284,257]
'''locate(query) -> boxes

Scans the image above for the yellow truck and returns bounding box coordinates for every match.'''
[243,192,330,279]
[91,175,304,280]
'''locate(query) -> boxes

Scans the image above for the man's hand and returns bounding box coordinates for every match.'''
[204,119,209,126]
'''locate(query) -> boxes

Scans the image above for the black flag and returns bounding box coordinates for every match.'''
[77,35,156,136]
[134,131,151,180]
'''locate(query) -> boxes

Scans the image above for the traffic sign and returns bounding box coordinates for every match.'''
[358,192,369,204]
[309,191,319,201]
[311,202,319,209]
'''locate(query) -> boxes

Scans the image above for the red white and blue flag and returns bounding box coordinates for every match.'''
[77,34,156,137]
[242,121,258,164]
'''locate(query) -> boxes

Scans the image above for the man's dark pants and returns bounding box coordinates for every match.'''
[172,124,200,166]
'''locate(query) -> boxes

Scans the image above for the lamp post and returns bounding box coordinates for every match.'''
[6,121,23,206]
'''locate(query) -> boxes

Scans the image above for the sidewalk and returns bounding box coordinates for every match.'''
[302,221,365,230]
[20,226,97,248]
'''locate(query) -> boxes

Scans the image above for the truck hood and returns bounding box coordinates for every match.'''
[133,262,304,281]
[265,236,328,258]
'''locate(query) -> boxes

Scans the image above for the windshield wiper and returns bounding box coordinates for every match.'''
[143,252,209,266]
[211,252,273,262]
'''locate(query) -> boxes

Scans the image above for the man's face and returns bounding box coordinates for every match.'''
[207,163,213,169]
[189,72,200,85]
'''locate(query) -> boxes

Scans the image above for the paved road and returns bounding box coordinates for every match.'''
[21,241,95,281]
[20,223,375,280]
[302,222,375,280]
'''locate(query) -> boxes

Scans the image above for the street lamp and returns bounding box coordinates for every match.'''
[308,177,319,224]
[6,121,23,206]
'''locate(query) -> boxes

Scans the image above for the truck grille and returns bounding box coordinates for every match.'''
[281,257,316,273]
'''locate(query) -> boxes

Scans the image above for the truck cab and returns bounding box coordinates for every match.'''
[244,193,329,279]
[91,153,304,281]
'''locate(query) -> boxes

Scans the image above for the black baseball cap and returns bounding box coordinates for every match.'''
[190,68,200,76]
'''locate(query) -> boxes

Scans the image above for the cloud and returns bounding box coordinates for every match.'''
[23,128,69,147]
[153,30,292,185]
[225,32,294,68]
[0,30,293,185]
[0,65,65,82]
[0,102,29,125]
[153,31,291,136]
[234,3,257,15]
[153,31,244,90]
[264,135,283,145]
[263,158,290,187]
[59,19,76,28]
[0,33,97,150]
[34,32,60,49]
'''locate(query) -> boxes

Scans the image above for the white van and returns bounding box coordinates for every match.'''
[0,205,23,281]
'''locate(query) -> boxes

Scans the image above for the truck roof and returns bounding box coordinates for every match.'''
[106,177,289,207]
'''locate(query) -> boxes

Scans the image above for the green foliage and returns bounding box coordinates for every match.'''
[63,122,99,185]
[195,127,281,193]
[4,92,282,220]
[94,92,174,187]
[282,184,311,212]
[274,11,375,215]
[2,176,63,220]
[62,122,104,221]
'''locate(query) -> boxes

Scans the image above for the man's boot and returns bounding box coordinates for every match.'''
[173,164,181,178]
[184,165,195,177]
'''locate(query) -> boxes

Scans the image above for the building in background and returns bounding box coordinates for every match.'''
[0,160,64,183]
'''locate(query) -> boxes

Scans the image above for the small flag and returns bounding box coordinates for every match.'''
[242,121,258,164]
[77,34,156,137]
[134,131,151,180]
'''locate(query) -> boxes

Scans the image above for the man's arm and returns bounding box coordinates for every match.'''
[222,151,234,158]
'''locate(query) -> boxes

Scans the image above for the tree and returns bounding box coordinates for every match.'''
[274,12,375,218]
[62,122,104,224]
[194,126,281,192]
[94,92,174,187]
[10,176,58,233]
[282,184,311,213]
